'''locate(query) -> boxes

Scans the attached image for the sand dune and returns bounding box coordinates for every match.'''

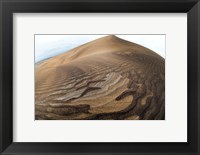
[35,35,165,120]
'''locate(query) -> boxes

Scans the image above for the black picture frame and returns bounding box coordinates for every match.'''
[0,0,200,154]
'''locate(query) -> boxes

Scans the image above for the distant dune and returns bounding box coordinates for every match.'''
[35,35,165,120]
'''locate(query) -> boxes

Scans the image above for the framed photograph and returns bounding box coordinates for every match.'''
[0,0,199,154]
[34,34,166,121]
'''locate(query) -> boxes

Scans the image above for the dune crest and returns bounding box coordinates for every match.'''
[35,35,165,120]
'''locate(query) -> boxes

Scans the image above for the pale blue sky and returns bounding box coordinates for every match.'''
[35,35,165,63]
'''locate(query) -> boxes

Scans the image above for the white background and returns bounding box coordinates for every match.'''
[13,13,187,142]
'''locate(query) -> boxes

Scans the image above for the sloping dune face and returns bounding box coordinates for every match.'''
[35,35,165,120]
